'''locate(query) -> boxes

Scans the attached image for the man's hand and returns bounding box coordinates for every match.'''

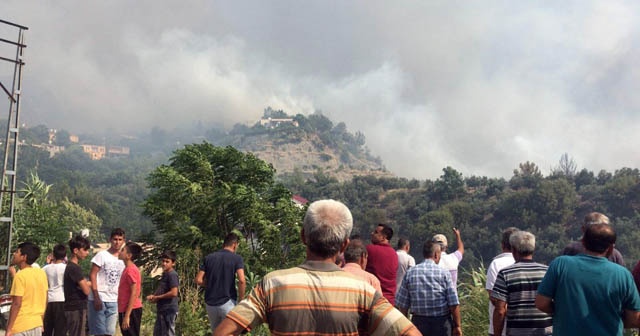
[146,294,157,303]
[92,296,103,311]
[452,326,462,336]
[122,314,130,330]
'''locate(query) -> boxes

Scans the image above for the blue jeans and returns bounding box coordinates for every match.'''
[206,300,236,332]
[88,300,118,335]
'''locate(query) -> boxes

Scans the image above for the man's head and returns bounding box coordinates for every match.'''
[110,227,126,251]
[52,243,67,261]
[303,199,353,259]
[582,212,609,232]
[509,231,535,260]
[121,242,142,262]
[432,234,448,251]
[501,227,519,252]
[344,239,368,269]
[13,242,40,266]
[423,240,442,263]
[371,224,393,244]
[161,250,177,272]
[582,223,616,254]
[397,238,410,251]
[223,233,240,251]
[69,235,91,260]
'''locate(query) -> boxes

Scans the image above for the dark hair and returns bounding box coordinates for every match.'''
[501,227,519,251]
[110,227,125,238]
[223,233,239,247]
[343,239,367,263]
[397,238,410,250]
[17,242,41,265]
[69,235,91,252]
[378,224,394,241]
[583,223,616,253]
[52,244,67,260]
[422,240,441,258]
[125,242,142,261]
[160,250,176,262]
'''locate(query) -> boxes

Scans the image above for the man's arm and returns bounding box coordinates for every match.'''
[624,309,640,328]
[195,270,205,287]
[535,294,554,314]
[121,281,138,330]
[236,268,246,301]
[450,304,462,336]
[492,300,507,336]
[452,228,464,256]
[89,263,103,311]
[213,317,247,336]
[5,295,22,335]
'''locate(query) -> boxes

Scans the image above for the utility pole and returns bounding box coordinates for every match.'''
[0,19,28,291]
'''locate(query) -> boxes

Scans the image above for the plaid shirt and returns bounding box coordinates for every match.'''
[395,259,459,317]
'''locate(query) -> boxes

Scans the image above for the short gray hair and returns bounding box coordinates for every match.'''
[303,199,353,258]
[584,212,609,226]
[509,231,536,256]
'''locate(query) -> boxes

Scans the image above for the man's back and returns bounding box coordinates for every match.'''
[42,263,66,302]
[538,254,640,336]
[395,260,459,317]
[227,261,413,335]
[366,243,398,304]
[201,249,244,306]
[396,250,416,287]
[491,260,552,335]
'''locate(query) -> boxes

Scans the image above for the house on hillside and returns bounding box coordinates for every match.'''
[260,117,299,129]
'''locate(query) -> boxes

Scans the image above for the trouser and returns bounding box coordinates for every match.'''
[154,309,177,336]
[206,299,236,332]
[64,309,87,336]
[43,301,66,336]
[412,314,452,336]
[118,307,143,336]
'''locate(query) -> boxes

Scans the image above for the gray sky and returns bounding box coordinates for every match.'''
[3,1,640,179]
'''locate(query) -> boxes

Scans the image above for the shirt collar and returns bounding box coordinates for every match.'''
[299,260,343,272]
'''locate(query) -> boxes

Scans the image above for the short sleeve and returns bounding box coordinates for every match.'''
[368,293,415,335]
[169,272,179,289]
[486,260,498,290]
[91,251,104,267]
[490,270,508,302]
[453,250,463,262]
[236,256,244,271]
[623,272,640,311]
[10,271,26,297]
[226,281,267,331]
[408,256,416,267]
[537,259,558,298]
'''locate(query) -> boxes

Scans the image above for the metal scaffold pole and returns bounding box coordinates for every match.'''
[0,19,28,292]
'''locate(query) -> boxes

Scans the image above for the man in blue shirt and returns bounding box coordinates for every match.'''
[396,240,461,336]
[196,233,246,332]
[536,220,640,336]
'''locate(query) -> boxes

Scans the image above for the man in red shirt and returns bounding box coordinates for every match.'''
[366,224,399,304]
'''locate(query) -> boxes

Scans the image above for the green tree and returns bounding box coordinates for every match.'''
[143,143,305,274]
[434,166,466,201]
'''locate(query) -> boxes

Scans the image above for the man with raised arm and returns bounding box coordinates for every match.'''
[214,199,420,336]
[433,228,464,286]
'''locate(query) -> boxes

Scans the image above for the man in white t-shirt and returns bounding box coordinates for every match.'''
[396,238,415,288]
[43,244,67,336]
[486,227,518,336]
[89,228,126,336]
[433,228,464,286]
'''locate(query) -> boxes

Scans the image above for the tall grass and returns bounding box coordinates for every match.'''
[458,265,489,336]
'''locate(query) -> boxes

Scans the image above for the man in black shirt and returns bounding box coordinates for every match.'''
[64,235,92,336]
[196,233,246,332]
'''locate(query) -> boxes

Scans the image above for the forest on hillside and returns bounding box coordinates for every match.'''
[5,113,640,273]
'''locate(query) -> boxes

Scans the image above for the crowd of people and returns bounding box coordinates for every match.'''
[5,199,640,336]
[5,229,179,336]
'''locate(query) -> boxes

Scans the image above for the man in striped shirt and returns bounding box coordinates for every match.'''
[491,231,552,336]
[213,199,420,336]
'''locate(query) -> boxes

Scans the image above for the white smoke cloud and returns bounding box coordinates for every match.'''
[3,1,640,179]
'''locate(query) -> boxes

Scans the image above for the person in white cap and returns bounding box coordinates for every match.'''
[432,228,464,286]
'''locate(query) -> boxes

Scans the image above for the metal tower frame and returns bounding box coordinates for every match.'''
[0,19,28,291]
